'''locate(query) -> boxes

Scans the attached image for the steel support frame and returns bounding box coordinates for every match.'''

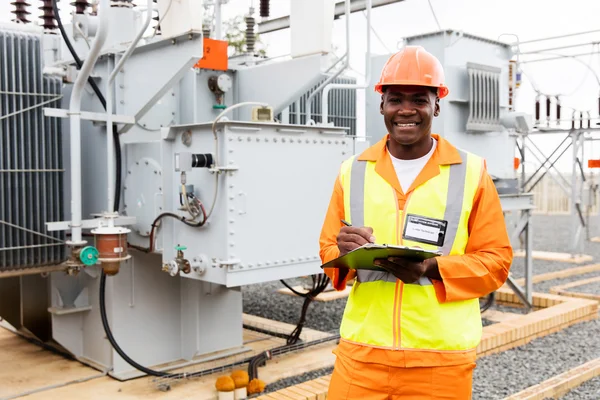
[519,130,588,256]
[501,194,534,310]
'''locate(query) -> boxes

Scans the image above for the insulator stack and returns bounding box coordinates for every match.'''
[587,111,591,128]
[203,25,211,39]
[152,0,161,34]
[71,0,90,14]
[535,95,540,124]
[259,0,270,17]
[245,14,256,53]
[556,96,561,126]
[111,0,133,7]
[546,96,551,124]
[11,0,31,24]
[39,0,58,31]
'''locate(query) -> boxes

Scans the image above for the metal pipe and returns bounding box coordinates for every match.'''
[524,210,533,306]
[322,0,372,125]
[306,54,348,123]
[215,0,222,40]
[106,0,153,218]
[68,0,110,244]
[306,0,351,123]
[571,132,582,255]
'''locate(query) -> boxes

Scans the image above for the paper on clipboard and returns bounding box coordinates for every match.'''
[320,243,442,271]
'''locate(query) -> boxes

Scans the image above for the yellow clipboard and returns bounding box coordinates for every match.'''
[320,243,442,271]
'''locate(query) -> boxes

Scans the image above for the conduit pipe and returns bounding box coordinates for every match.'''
[105,0,153,220]
[306,0,350,124]
[68,0,109,244]
[321,0,372,126]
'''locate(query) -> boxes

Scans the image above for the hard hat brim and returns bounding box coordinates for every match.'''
[375,82,449,99]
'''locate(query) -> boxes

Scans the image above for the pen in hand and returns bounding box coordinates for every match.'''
[341,219,376,243]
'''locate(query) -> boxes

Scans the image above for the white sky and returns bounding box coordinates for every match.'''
[2,0,600,172]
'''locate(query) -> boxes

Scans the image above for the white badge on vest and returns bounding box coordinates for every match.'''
[402,214,447,247]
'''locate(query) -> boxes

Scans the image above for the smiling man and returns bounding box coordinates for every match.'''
[319,46,513,399]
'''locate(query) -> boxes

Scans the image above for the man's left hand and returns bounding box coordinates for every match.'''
[373,257,441,283]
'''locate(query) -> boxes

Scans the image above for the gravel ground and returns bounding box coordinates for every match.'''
[568,280,600,295]
[507,214,600,279]
[472,318,600,399]
[242,215,600,399]
[243,277,345,334]
[559,376,600,399]
[259,367,334,396]
[534,271,600,293]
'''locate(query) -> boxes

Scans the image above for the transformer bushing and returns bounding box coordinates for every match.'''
[259,0,269,17]
[71,0,90,14]
[245,14,256,53]
[111,0,133,7]
[39,0,57,31]
[11,0,31,24]
[152,0,161,34]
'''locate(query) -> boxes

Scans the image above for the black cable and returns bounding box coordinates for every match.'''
[53,0,106,108]
[99,271,168,377]
[480,292,495,313]
[287,274,329,345]
[53,0,121,211]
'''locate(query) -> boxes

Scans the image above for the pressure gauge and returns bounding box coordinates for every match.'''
[216,74,232,93]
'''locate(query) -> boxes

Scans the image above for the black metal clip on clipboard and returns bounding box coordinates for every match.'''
[320,243,442,271]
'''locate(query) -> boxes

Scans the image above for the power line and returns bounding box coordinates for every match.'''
[361,10,392,53]
[427,0,441,30]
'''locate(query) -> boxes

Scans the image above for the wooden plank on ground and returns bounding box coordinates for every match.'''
[242,314,332,341]
[514,264,600,286]
[0,327,104,399]
[513,250,593,264]
[504,357,600,399]
[481,309,521,323]
[276,285,352,302]
[11,326,336,400]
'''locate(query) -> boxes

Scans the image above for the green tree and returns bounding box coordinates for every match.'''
[223,15,267,57]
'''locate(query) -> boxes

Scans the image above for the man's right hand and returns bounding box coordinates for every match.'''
[336,226,376,256]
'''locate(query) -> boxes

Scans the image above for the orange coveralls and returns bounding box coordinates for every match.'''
[319,134,513,399]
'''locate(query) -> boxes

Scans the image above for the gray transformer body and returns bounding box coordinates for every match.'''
[0,10,360,380]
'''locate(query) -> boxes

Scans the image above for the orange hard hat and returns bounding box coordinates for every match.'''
[374,46,449,98]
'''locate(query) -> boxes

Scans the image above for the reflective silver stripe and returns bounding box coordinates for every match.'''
[349,158,366,227]
[358,270,432,285]
[348,151,470,285]
[440,150,469,256]
[357,269,397,283]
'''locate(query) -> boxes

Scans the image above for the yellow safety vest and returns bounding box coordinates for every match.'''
[339,148,484,353]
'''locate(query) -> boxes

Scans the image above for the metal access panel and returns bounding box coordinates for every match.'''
[156,121,354,287]
[366,30,517,180]
[0,25,66,273]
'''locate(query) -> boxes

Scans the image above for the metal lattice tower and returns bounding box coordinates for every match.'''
[39,0,57,31]
[11,0,31,24]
